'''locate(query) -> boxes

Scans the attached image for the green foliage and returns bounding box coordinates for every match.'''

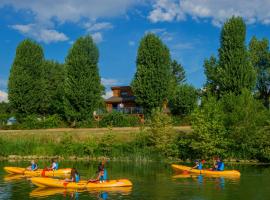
[98,134,116,156]
[132,33,172,113]
[8,39,44,114]
[39,60,65,116]
[99,112,140,127]
[190,96,228,158]
[170,84,198,116]
[249,36,270,108]
[64,35,103,122]
[0,102,11,127]
[18,115,64,129]
[147,109,178,157]
[204,16,256,96]
[171,60,186,85]
[221,89,270,159]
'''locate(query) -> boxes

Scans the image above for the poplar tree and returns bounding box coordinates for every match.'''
[39,60,65,116]
[64,36,103,122]
[132,33,172,113]
[205,16,256,95]
[8,39,44,114]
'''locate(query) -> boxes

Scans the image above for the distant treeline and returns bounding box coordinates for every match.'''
[1,26,197,127]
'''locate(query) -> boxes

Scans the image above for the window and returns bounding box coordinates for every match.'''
[121,91,128,97]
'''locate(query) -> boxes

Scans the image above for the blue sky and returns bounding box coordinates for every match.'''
[1,0,270,101]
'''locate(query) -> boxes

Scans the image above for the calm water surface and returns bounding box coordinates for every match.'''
[0,160,270,200]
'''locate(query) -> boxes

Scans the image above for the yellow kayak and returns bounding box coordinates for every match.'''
[171,164,241,177]
[31,177,133,189]
[4,167,71,177]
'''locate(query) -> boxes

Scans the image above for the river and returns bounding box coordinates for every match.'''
[0,160,269,200]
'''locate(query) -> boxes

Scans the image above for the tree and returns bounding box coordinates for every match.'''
[249,36,270,108]
[171,60,185,85]
[64,35,103,123]
[39,60,65,116]
[204,16,256,96]
[190,96,228,158]
[8,39,44,115]
[170,84,198,116]
[132,33,172,113]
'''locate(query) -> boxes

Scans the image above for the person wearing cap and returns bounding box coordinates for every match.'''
[192,160,203,170]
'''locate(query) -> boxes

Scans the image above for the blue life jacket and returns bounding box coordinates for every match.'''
[54,162,59,170]
[217,162,224,171]
[75,174,80,182]
[31,164,37,170]
[197,163,203,170]
[100,169,108,181]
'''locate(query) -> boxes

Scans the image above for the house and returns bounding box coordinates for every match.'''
[105,86,143,115]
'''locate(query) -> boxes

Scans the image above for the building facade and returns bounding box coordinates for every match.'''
[105,86,143,114]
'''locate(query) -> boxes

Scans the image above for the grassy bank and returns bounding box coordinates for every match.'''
[0,126,191,161]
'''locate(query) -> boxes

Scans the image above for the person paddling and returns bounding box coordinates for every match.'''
[26,160,38,171]
[88,160,108,183]
[48,158,59,170]
[215,158,225,171]
[65,168,80,183]
[192,160,203,170]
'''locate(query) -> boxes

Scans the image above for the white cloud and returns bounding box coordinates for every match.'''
[0,0,142,24]
[102,90,113,99]
[145,28,174,42]
[91,32,103,43]
[101,78,119,87]
[148,0,270,26]
[11,24,68,43]
[148,0,185,23]
[1,1,143,43]
[0,90,8,102]
[84,22,113,32]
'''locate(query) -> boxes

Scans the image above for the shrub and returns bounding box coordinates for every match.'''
[147,109,178,157]
[99,112,140,127]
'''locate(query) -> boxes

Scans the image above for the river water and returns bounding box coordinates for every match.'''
[0,160,269,200]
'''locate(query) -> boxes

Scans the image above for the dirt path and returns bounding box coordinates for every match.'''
[0,126,192,134]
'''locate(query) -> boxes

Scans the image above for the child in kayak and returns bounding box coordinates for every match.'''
[88,160,108,183]
[27,160,38,171]
[192,160,204,170]
[66,168,80,183]
[47,159,59,170]
[215,158,224,171]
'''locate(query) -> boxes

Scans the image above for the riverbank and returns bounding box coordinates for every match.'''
[0,126,191,160]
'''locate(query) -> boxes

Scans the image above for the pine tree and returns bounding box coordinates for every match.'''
[131,33,172,113]
[8,39,44,115]
[64,36,103,122]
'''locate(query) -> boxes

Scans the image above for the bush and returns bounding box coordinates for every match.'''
[99,112,140,127]
[16,114,65,129]
[147,109,178,157]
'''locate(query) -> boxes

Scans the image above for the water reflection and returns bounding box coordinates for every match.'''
[4,175,25,182]
[172,172,239,191]
[30,187,132,199]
